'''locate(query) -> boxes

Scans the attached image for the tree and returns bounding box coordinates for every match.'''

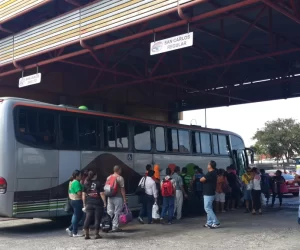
[253,118,300,166]
[250,142,266,163]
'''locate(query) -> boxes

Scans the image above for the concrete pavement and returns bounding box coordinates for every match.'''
[0,196,299,250]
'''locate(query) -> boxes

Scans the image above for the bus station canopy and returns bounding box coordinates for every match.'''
[0,0,300,112]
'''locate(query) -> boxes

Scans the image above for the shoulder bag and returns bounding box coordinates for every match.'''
[135,176,146,196]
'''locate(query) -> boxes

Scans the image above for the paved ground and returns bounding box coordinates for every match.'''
[0,195,299,250]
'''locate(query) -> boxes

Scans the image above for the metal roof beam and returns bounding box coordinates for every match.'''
[209,1,300,49]
[289,0,300,18]
[0,25,13,34]
[65,0,80,7]
[262,0,300,25]
[60,60,141,79]
[194,27,276,60]
[226,6,267,61]
[83,47,300,94]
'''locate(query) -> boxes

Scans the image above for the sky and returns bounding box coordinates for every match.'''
[181,97,300,147]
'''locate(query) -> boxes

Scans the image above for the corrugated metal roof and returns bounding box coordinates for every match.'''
[0,0,193,66]
[0,0,51,24]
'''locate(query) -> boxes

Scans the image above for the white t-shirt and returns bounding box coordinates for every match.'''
[253,174,261,190]
[138,176,158,198]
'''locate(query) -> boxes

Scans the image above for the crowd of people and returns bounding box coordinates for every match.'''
[65,161,300,238]
[66,165,126,239]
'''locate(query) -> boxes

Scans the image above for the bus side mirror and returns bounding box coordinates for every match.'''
[245,148,254,164]
[251,153,254,164]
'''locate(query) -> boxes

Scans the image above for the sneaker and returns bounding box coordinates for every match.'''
[138,217,144,224]
[203,223,211,228]
[211,223,220,229]
[66,228,72,237]
[73,233,83,237]
[84,235,91,240]
[167,221,173,225]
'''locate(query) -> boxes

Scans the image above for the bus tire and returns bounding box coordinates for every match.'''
[50,216,71,224]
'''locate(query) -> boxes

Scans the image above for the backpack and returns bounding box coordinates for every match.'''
[104,175,118,197]
[161,178,174,197]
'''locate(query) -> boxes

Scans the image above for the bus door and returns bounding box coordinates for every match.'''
[233,149,247,176]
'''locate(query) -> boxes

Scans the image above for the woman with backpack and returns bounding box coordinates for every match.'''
[160,168,176,225]
[82,170,106,240]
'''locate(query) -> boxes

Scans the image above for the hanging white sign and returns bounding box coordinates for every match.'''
[19,73,42,88]
[150,32,193,55]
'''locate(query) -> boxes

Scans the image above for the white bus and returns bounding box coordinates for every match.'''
[0,97,252,218]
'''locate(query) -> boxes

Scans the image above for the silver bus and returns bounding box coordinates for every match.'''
[0,97,252,219]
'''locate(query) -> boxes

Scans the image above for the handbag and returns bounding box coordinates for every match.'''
[64,198,73,213]
[119,204,133,225]
[280,183,288,193]
[152,202,160,220]
[135,176,146,196]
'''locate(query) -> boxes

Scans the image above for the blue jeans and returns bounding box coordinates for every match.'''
[161,196,175,222]
[68,200,83,234]
[78,212,86,227]
[204,195,219,225]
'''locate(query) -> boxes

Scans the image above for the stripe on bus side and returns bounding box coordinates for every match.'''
[13,199,67,215]
[13,153,142,214]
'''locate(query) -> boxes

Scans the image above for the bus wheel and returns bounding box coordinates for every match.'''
[50,216,71,225]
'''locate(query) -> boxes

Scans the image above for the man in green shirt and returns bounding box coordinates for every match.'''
[181,167,192,193]
[181,167,192,216]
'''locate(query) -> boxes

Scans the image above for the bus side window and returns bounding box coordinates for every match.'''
[218,135,229,155]
[155,127,165,152]
[78,117,97,150]
[116,122,128,149]
[134,124,151,151]
[200,132,211,154]
[178,129,190,153]
[104,120,116,148]
[38,112,56,145]
[60,116,77,148]
[17,109,37,144]
[167,129,179,152]
[213,134,219,154]
[192,131,201,153]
